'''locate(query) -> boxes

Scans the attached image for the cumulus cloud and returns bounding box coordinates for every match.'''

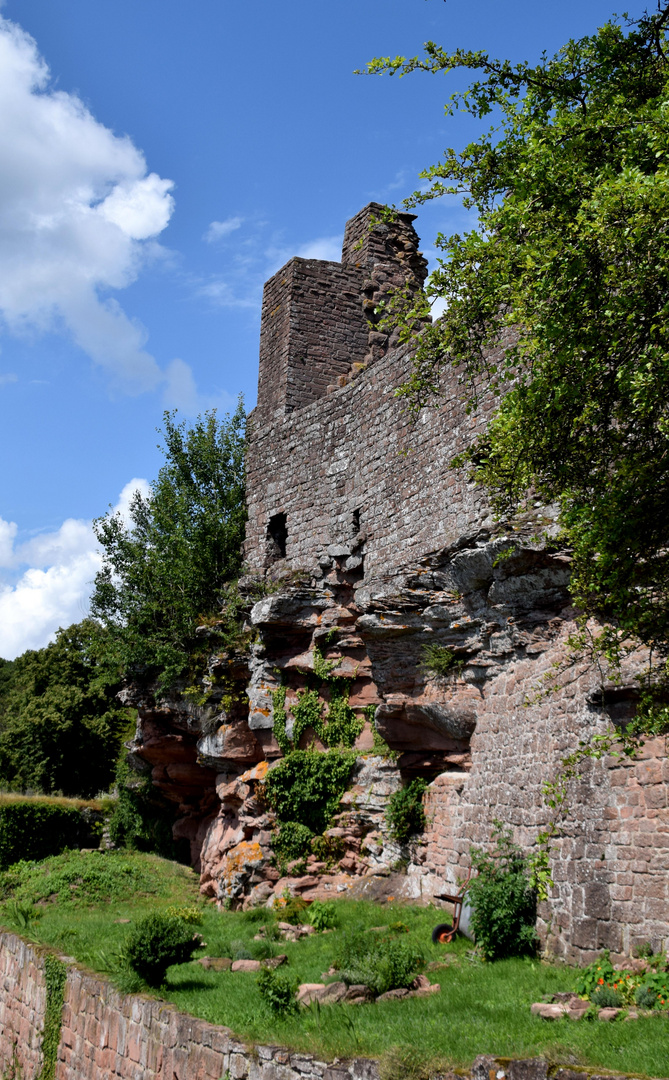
[0,16,180,393]
[203,216,243,243]
[295,236,342,262]
[0,478,149,659]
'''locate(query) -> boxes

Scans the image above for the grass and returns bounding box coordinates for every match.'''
[0,793,104,810]
[1,850,668,1078]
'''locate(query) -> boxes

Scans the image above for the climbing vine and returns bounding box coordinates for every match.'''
[270,646,363,753]
[39,955,67,1080]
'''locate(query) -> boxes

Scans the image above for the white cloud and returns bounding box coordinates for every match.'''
[163,357,237,414]
[0,478,149,659]
[203,216,243,243]
[0,372,16,386]
[295,236,343,262]
[0,16,181,393]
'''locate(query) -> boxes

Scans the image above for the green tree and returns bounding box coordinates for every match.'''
[0,621,132,797]
[91,403,247,690]
[367,6,669,721]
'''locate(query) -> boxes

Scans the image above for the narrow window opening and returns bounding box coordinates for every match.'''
[267,512,287,561]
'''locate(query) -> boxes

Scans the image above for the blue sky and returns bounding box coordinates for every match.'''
[0,0,640,657]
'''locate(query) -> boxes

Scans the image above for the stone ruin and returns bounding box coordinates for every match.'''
[123,203,669,966]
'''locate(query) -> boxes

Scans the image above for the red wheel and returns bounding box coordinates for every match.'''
[432,922,455,944]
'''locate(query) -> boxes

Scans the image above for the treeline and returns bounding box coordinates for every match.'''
[0,403,247,812]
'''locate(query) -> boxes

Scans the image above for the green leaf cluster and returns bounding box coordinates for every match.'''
[39,955,67,1080]
[334,927,424,994]
[369,7,669,705]
[385,778,427,843]
[264,749,356,865]
[91,404,246,691]
[467,822,538,961]
[0,620,132,797]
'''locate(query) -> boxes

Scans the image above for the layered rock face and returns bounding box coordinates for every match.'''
[127,204,669,964]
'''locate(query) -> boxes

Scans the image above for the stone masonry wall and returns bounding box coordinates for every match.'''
[245,343,497,578]
[1,932,665,1080]
[0,931,380,1080]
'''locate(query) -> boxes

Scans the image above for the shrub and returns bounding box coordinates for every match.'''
[0,801,85,870]
[385,779,427,844]
[635,985,659,1009]
[264,749,356,834]
[309,900,336,932]
[257,965,298,1015]
[334,929,424,995]
[123,913,199,986]
[591,986,622,1008]
[467,821,538,961]
[272,821,314,862]
[420,644,463,678]
[281,895,309,925]
[108,759,186,862]
[229,938,253,960]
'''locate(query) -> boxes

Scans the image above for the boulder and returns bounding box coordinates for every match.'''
[199,957,232,971]
[296,981,348,1006]
[344,984,374,1004]
[598,1007,622,1021]
[262,954,288,970]
[231,959,262,973]
[531,1003,566,1020]
[376,987,410,1002]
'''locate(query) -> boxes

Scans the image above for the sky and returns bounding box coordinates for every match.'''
[0,0,645,658]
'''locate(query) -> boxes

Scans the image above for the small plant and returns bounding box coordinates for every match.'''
[635,985,658,1009]
[311,833,344,865]
[334,929,424,995]
[591,986,622,1008]
[575,951,615,997]
[164,904,202,924]
[420,644,464,678]
[257,965,298,1015]
[308,900,336,932]
[229,938,253,960]
[272,820,314,864]
[385,779,427,843]
[467,821,538,961]
[123,912,200,986]
[281,895,308,925]
[634,940,654,958]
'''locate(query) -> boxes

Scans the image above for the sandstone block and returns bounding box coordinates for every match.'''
[231,960,262,973]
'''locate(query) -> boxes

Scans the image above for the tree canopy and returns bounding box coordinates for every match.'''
[367,5,669,714]
[0,621,131,797]
[91,403,247,690]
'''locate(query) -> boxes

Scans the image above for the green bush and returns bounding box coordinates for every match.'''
[108,759,186,862]
[0,802,85,870]
[124,912,199,986]
[264,749,356,835]
[420,644,463,678]
[591,986,622,1008]
[334,929,424,995]
[272,821,314,862]
[636,985,659,1009]
[385,779,427,844]
[281,895,308,925]
[308,900,336,932]
[257,965,298,1015]
[467,821,538,961]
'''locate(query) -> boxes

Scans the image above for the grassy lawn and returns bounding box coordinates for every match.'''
[1,850,668,1078]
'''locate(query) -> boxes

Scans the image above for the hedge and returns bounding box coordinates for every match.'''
[0,801,96,869]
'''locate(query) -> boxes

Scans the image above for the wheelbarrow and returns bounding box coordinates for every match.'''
[431,868,471,944]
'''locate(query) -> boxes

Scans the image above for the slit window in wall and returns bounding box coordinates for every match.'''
[267,512,287,561]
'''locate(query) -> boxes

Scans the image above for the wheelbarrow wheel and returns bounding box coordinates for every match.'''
[432,923,455,944]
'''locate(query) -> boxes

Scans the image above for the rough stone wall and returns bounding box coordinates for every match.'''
[124,203,669,964]
[0,933,45,1078]
[245,344,496,579]
[0,932,381,1080]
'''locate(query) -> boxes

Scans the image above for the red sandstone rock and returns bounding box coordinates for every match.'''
[231,959,261,973]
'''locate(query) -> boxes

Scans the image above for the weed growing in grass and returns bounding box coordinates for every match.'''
[309,901,336,932]
[333,928,424,994]
[257,966,298,1015]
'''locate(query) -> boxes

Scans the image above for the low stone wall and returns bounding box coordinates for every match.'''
[0,932,664,1080]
